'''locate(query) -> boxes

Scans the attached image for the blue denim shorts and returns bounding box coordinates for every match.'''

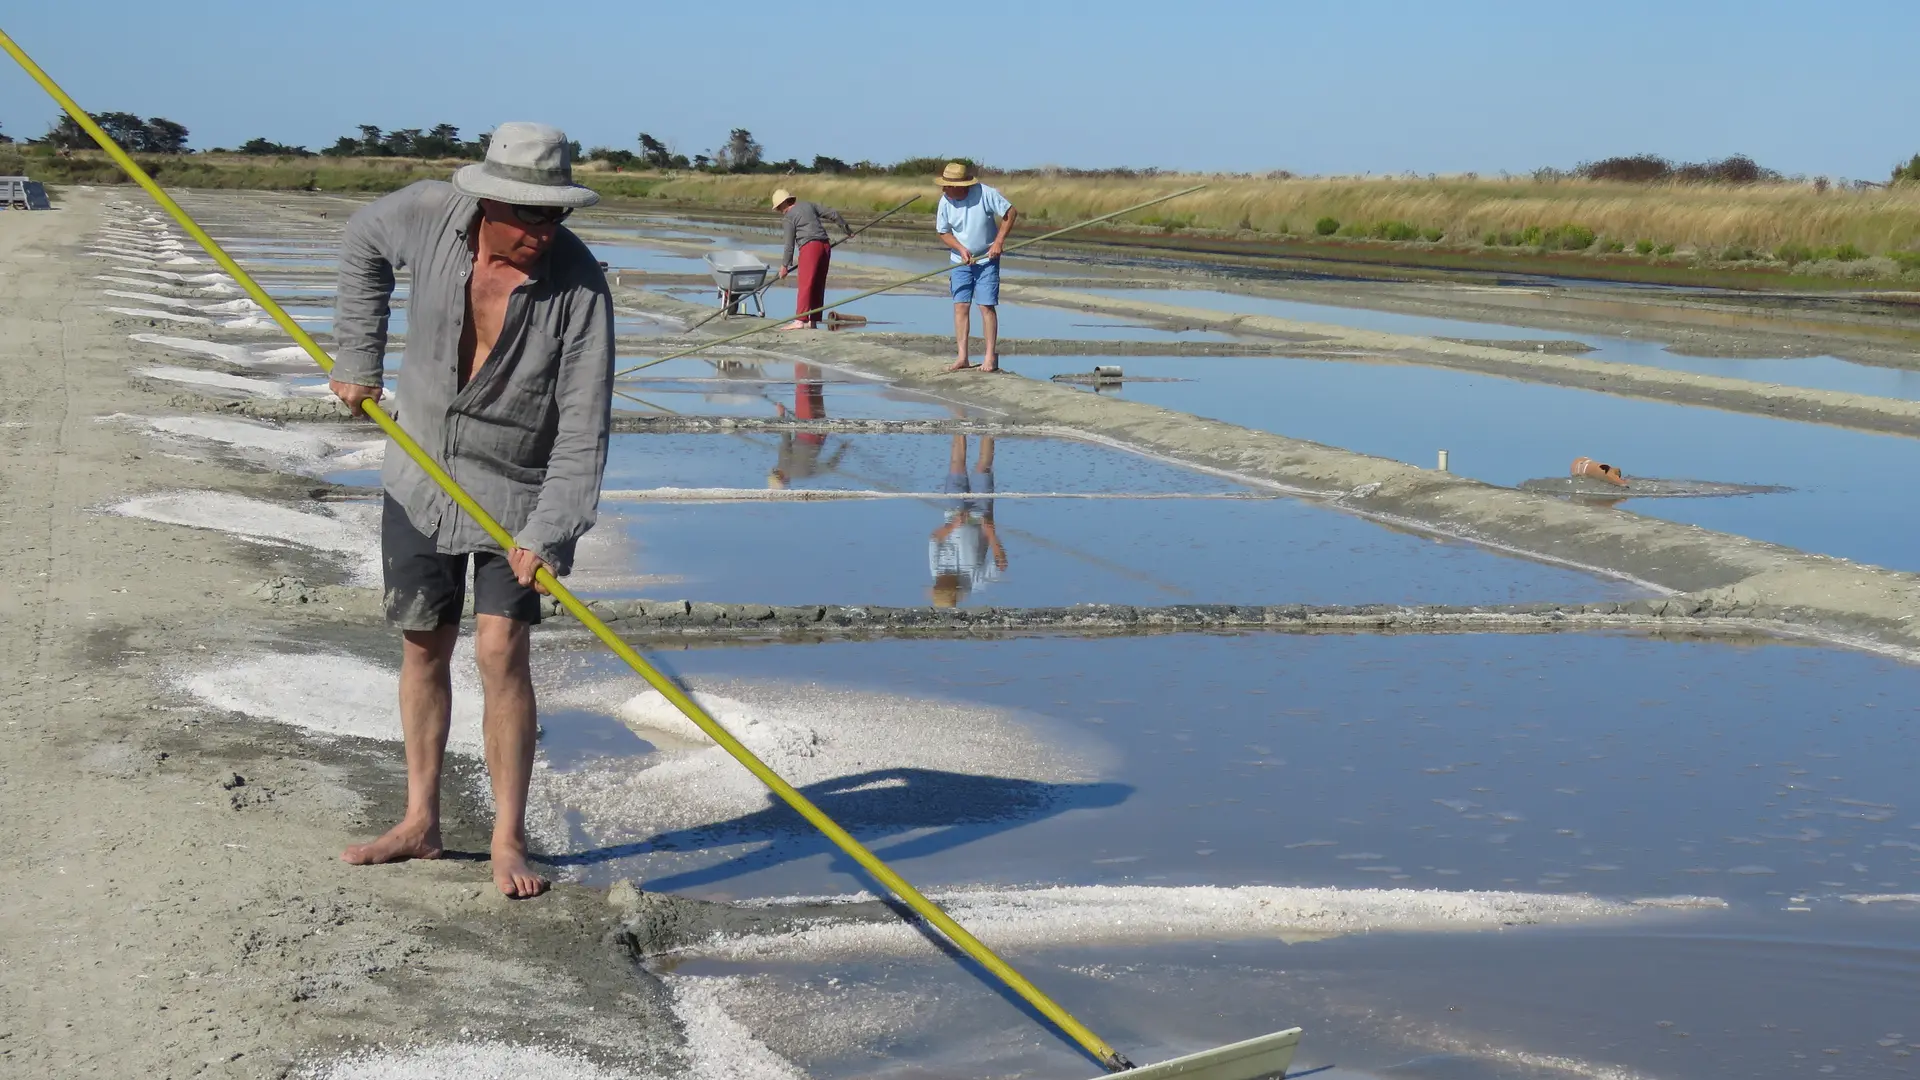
[949,257,1001,306]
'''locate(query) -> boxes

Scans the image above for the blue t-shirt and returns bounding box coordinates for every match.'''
[935,184,1013,263]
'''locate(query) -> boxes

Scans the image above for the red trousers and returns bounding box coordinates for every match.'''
[795,239,830,325]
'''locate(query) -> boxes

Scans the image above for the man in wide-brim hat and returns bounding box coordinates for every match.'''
[772,188,852,330]
[328,121,614,900]
[934,161,1018,372]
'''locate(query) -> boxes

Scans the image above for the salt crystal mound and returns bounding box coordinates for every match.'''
[541,680,1100,843]
[112,490,378,583]
[102,288,262,314]
[180,649,483,754]
[112,307,209,325]
[103,288,263,315]
[665,975,808,1080]
[97,274,242,298]
[135,365,289,397]
[306,1044,618,1080]
[110,266,233,285]
[135,415,384,476]
[131,334,318,368]
[692,883,1640,961]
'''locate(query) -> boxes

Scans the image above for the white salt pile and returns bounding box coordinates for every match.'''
[111,490,378,582]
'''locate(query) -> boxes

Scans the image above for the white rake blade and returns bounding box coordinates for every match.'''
[1096,1028,1303,1080]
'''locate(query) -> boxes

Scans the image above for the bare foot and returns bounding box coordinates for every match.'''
[982,361,1003,373]
[342,817,442,865]
[776,319,810,331]
[491,836,550,899]
[944,361,977,373]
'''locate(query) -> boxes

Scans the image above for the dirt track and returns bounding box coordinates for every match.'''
[0,190,676,1078]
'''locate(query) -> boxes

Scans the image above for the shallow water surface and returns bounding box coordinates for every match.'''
[588,428,1638,607]
[539,632,1920,1077]
[747,285,1243,342]
[670,910,1920,1080]
[555,632,1920,906]
[1014,353,1920,570]
[610,359,974,421]
[1088,286,1920,399]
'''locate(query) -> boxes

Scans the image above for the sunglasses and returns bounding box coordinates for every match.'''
[507,204,572,226]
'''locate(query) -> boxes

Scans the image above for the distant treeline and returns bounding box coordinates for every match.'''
[19,109,1920,189]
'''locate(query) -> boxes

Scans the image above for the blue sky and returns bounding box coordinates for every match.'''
[3,1,1914,179]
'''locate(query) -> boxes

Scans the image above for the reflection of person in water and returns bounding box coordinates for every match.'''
[768,362,846,488]
[929,434,1008,607]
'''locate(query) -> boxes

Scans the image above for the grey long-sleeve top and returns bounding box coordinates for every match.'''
[780,200,851,267]
[332,180,614,574]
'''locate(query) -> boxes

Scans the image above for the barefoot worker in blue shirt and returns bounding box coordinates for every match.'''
[934,162,1018,373]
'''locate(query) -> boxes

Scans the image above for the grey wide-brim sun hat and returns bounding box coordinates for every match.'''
[452,121,600,209]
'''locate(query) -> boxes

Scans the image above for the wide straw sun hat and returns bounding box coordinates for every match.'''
[451,121,599,208]
[770,188,794,208]
[937,161,979,187]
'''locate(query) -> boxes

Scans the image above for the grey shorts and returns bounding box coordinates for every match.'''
[381,495,541,630]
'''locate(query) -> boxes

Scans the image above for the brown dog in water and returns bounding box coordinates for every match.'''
[1571,456,1629,487]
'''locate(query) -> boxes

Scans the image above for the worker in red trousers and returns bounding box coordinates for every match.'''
[773,189,851,330]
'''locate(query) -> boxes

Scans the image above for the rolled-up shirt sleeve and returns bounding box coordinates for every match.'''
[512,280,615,575]
[333,185,422,387]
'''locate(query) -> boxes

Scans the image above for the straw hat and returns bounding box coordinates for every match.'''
[937,162,979,187]
[771,188,795,208]
[451,122,599,208]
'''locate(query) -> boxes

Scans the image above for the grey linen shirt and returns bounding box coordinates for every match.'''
[332,180,614,575]
[779,200,851,267]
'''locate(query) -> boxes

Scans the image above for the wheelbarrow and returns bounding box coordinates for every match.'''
[703,250,771,318]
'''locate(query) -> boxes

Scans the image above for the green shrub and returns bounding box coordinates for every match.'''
[1518,225,1544,247]
[1337,221,1368,238]
[1421,227,1445,242]
[1634,239,1655,255]
[1371,220,1420,241]
[1834,242,1866,262]
[1655,243,1675,256]
[1542,224,1596,250]
[1776,243,1812,264]
[1719,245,1757,261]
[1600,239,1625,253]
[1314,216,1339,236]
[1889,251,1920,272]
[1482,232,1499,246]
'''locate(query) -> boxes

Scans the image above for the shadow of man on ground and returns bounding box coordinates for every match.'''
[542,766,1131,892]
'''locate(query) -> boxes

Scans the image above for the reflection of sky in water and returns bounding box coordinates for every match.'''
[1090,286,1574,342]
[760,286,1240,341]
[589,242,711,274]
[579,632,1920,905]
[601,433,1243,494]
[1015,353,1920,571]
[612,379,960,421]
[1090,287,1920,400]
[674,908,1920,1080]
[547,631,1920,1080]
[591,493,1637,608]
[611,358,985,420]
